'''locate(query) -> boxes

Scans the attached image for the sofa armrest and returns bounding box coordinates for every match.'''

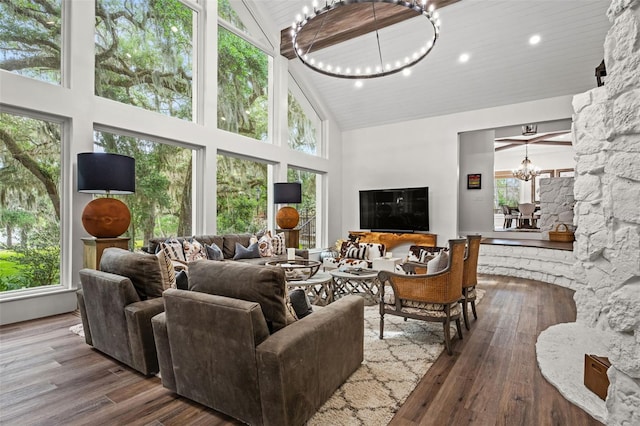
[151,312,176,391]
[256,295,364,426]
[124,297,165,375]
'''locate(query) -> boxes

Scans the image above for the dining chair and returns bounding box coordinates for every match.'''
[518,203,536,228]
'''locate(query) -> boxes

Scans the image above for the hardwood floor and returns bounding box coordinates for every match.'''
[0,276,602,425]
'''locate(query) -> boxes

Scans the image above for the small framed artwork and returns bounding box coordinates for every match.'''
[557,168,575,177]
[467,173,481,189]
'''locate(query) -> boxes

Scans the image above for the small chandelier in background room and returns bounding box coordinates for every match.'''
[512,143,540,182]
[521,124,537,136]
[290,0,442,79]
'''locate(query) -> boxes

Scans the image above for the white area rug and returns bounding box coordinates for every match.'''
[536,322,611,424]
[70,290,485,425]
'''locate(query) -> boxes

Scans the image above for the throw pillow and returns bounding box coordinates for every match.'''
[156,250,176,290]
[288,288,313,318]
[183,237,207,262]
[258,232,274,257]
[250,234,259,245]
[161,238,186,262]
[175,270,189,290]
[285,294,298,325]
[427,250,449,275]
[233,242,261,260]
[205,243,224,261]
[272,232,286,255]
[344,242,366,260]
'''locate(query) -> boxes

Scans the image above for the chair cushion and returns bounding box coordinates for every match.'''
[383,286,461,317]
[100,248,165,300]
[187,260,288,333]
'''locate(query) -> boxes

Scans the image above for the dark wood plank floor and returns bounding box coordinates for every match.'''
[0,275,602,425]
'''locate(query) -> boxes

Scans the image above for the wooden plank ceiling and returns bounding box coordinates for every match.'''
[280,0,459,59]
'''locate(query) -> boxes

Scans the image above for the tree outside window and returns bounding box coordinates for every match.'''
[95,0,194,120]
[288,89,319,155]
[287,168,318,249]
[0,0,62,84]
[0,113,61,292]
[216,154,267,234]
[94,131,193,249]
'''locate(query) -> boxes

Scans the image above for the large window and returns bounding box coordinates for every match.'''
[288,77,320,155]
[95,0,194,120]
[0,112,61,292]
[288,168,319,249]
[217,26,270,141]
[216,154,267,234]
[0,0,62,84]
[94,131,194,249]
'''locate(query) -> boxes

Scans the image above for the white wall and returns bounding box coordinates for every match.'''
[459,130,495,234]
[341,95,575,243]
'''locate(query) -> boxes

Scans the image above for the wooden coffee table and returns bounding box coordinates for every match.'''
[286,271,334,306]
[330,269,381,306]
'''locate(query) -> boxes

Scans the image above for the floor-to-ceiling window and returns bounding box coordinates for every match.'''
[216,154,268,234]
[287,168,320,249]
[0,112,62,292]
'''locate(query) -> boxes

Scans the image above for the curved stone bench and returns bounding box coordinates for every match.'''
[478,242,576,290]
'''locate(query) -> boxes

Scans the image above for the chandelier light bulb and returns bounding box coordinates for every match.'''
[402,68,411,76]
[355,80,363,88]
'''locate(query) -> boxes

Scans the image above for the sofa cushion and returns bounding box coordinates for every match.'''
[188,260,288,333]
[100,248,164,299]
[233,242,261,260]
[205,243,224,261]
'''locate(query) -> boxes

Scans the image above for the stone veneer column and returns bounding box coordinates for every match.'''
[571,0,640,424]
[539,177,575,239]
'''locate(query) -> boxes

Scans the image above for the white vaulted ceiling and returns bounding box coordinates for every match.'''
[253,0,611,131]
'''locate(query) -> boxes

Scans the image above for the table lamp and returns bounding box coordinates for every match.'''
[274,182,302,229]
[77,152,135,238]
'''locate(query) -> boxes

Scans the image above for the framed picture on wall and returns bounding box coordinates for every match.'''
[467,173,481,189]
[557,168,575,177]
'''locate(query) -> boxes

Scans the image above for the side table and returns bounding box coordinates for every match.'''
[82,237,130,269]
[330,269,381,306]
[286,271,334,306]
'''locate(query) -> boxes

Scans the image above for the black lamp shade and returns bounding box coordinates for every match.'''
[274,182,301,204]
[77,152,135,194]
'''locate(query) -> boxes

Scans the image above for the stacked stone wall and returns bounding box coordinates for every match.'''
[539,177,575,239]
[572,0,640,423]
[478,245,575,289]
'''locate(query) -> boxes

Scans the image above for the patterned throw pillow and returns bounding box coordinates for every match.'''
[272,232,286,255]
[156,250,176,290]
[205,243,224,261]
[183,238,207,262]
[161,238,186,262]
[258,232,274,257]
[344,242,366,260]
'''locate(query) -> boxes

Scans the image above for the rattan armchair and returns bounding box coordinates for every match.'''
[378,239,466,355]
[461,235,482,330]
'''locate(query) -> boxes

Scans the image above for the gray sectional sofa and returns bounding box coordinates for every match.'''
[143,232,308,265]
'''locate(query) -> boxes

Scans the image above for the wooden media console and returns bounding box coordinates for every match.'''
[348,231,437,250]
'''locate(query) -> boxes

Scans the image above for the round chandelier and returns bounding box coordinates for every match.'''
[291,0,441,79]
[512,144,541,182]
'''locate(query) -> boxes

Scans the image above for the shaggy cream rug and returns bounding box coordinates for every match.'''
[70,290,484,425]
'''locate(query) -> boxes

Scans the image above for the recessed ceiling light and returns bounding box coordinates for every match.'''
[529,34,541,45]
[354,80,363,89]
[458,53,470,63]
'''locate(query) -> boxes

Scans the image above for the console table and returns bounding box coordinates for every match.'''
[348,231,437,250]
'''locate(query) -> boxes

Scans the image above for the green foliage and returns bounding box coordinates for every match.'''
[288,91,318,155]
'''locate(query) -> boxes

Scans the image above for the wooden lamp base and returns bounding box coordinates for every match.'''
[276,206,299,229]
[82,198,131,238]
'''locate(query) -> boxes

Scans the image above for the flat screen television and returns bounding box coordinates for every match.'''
[359,187,429,233]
